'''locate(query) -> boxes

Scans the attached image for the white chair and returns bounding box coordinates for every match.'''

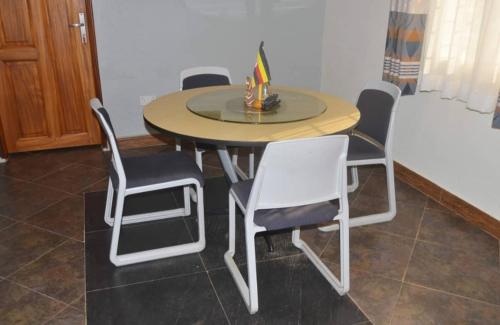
[320,81,401,232]
[90,99,206,266]
[224,135,350,314]
[179,66,255,179]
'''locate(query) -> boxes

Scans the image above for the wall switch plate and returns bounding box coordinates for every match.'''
[140,95,157,106]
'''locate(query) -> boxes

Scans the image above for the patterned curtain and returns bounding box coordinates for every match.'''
[493,94,500,129]
[383,0,428,95]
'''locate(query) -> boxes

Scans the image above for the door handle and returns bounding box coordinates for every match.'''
[69,13,87,44]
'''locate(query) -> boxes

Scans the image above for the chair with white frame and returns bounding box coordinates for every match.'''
[224,135,350,314]
[180,66,255,180]
[90,99,205,266]
[320,80,401,232]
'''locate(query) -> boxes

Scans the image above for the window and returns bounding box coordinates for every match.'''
[420,0,500,113]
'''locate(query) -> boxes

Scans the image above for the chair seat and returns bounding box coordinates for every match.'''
[231,180,339,231]
[348,135,385,161]
[123,151,204,189]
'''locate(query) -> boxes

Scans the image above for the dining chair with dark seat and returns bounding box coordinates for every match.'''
[90,98,206,266]
[224,135,350,314]
[320,80,401,232]
[180,66,255,180]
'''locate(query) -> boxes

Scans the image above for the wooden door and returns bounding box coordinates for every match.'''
[0,0,101,153]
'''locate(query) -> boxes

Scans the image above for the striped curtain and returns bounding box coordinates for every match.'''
[493,94,500,129]
[383,0,428,95]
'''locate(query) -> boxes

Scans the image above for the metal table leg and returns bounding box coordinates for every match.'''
[216,146,239,183]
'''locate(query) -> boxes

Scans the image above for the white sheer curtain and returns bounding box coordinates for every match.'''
[420,0,500,113]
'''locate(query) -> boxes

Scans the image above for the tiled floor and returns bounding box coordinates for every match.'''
[0,144,498,324]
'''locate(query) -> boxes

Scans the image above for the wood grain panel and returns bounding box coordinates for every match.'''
[45,0,86,135]
[0,0,101,153]
[0,47,38,61]
[6,62,48,138]
[0,0,33,46]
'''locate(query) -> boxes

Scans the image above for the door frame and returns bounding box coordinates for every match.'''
[86,0,102,102]
[0,116,7,159]
[0,0,103,160]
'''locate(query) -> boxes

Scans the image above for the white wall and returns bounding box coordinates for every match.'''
[92,0,326,137]
[321,0,500,219]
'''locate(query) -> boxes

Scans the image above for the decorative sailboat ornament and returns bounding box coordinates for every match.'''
[244,41,280,111]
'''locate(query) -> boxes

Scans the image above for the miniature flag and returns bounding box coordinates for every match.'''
[253,41,271,85]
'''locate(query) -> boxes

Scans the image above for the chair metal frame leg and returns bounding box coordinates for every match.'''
[224,194,262,314]
[175,138,197,204]
[292,221,349,294]
[224,193,349,314]
[347,166,359,192]
[108,179,205,267]
[319,157,397,232]
[231,148,255,180]
[103,178,192,227]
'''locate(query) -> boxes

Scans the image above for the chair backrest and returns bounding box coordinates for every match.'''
[355,81,401,149]
[89,98,125,190]
[180,66,231,90]
[246,135,349,213]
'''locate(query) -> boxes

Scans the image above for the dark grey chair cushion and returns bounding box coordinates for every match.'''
[182,74,230,90]
[231,180,339,231]
[123,151,204,189]
[348,135,385,161]
[356,89,394,146]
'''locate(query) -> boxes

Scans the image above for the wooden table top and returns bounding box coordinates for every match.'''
[144,85,360,146]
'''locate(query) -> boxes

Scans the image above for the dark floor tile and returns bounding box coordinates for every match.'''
[209,255,368,324]
[46,306,85,325]
[77,148,108,169]
[391,284,500,325]
[80,177,108,195]
[25,196,84,241]
[71,295,85,311]
[360,174,427,206]
[347,167,374,203]
[84,188,180,233]
[85,218,204,291]
[186,213,301,271]
[322,227,414,281]
[405,241,500,305]
[0,148,88,181]
[84,191,109,233]
[0,223,66,276]
[0,176,68,220]
[418,208,499,259]
[369,165,387,176]
[351,194,426,239]
[301,225,336,255]
[35,164,107,194]
[0,215,14,231]
[203,165,225,178]
[332,265,401,325]
[0,280,66,324]
[175,177,231,216]
[86,272,227,325]
[425,198,449,212]
[9,240,84,304]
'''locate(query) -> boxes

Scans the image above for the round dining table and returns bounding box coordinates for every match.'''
[144,85,360,183]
